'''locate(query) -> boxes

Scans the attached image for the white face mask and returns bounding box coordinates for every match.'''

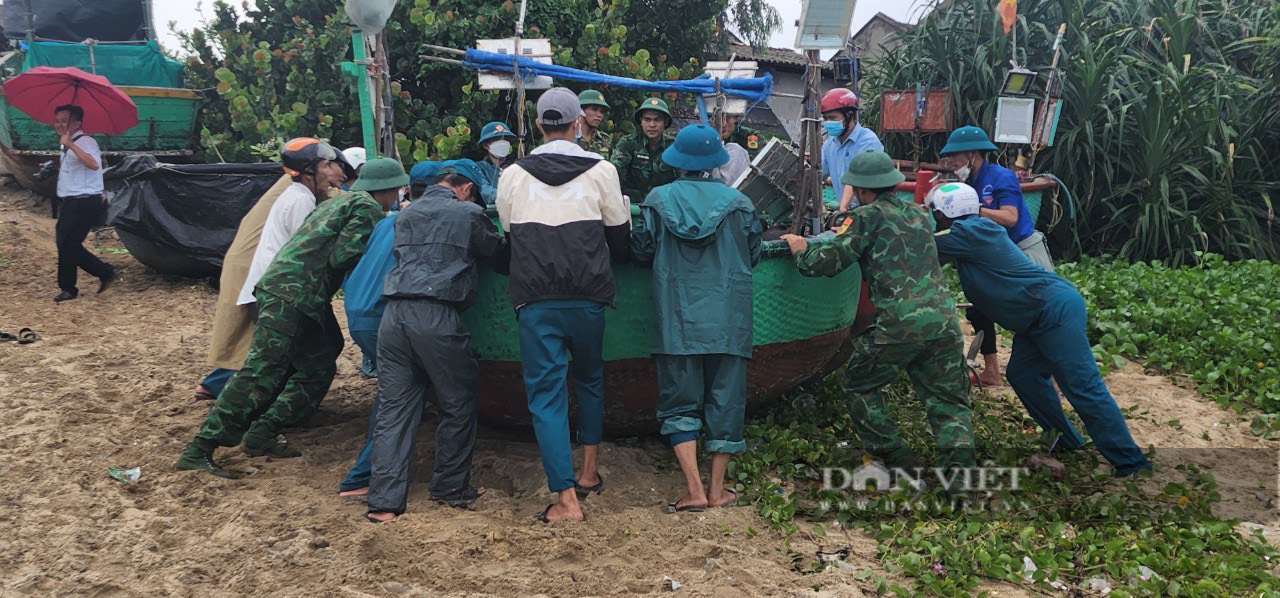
[954,165,971,181]
[490,140,512,158]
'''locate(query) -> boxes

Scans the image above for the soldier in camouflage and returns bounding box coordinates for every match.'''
[610,97,677,202]
[175,158,407,480]
[781,150,976,475]
[577,89,613,157]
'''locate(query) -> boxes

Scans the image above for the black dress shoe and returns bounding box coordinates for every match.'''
[53,291,78,303]
[97,270,117,294]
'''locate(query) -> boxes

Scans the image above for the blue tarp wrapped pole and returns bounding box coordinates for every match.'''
[462,49,773,103]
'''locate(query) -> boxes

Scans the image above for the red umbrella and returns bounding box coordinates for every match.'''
[2,66,139,134]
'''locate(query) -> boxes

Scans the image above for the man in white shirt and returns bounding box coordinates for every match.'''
[52,104,116,303]
[236,138,348,307]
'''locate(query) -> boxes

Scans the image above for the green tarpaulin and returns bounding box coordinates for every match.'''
[23,41,184,88]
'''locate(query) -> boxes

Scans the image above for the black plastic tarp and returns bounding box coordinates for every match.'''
[106,155,284,279]
[3,0,147,43]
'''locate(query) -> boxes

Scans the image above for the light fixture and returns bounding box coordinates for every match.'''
[1001,68,1038,96]
[795,0,858,50]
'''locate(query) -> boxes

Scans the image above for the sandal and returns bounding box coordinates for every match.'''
[365,511,396,524]
[430,486,486,509]
[574,475,605,499]
[16,328,39,345]
[0,331,17,342]
[664,501,708,514]
[712,488,739,509]
[193,385,218,401]
[534,504,586,523]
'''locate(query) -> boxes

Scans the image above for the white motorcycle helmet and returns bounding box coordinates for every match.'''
[925,182,981,218]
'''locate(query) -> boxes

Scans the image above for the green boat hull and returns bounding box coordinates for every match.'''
[463,239,862,434]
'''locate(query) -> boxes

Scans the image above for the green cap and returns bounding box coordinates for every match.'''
[633,96,672,125]
[350,157,410,192]
[578,89,610,109]
[841,150,905,189]
[939,125,998,156]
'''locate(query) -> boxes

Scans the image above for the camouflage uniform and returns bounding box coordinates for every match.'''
[192,191,385,451]
[794,190,975,471]
[578,129,613,158]
[610,132,677,202]
[726,125,765,158]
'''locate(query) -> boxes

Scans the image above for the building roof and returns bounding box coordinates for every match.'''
[725,42,831,72]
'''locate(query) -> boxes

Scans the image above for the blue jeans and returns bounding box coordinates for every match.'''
[199,368,237,398]
[1006,288,1152,476]
[517,300,606,493]
[339,326,380,492]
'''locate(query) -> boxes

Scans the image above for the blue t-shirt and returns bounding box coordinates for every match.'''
[967,161,1033,244]
[933,216,1074,334]
[821,125,884,188]
[341,212,399,333]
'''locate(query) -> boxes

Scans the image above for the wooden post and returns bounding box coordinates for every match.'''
[791,49,824,235]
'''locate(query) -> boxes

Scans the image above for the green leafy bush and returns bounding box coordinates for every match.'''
[176,0,722,164]
[863,0,1280,264]
[732,376,1279,595]
[1060,255,1280,415]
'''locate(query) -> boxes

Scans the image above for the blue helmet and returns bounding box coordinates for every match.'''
[661,124,729,171]
[408,160,443,184]
[439,159,485,187]
[478,121,517,144]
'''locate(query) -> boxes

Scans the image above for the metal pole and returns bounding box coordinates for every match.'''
[513,0,529,157]
[23,0,35,44]
[351,32,377,156]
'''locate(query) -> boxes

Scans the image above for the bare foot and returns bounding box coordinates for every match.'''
[365,511,396,523]
[338,488,368,498]
[576,472,601,488]
[977,374,1004,387]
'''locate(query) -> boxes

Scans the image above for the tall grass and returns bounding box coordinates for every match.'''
[863,0,1279,265]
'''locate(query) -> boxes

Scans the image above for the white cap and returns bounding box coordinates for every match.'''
[342,147,368,170]
[925,182,981,218]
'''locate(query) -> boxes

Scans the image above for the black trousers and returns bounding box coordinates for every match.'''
[967,307,998,356]
[56,195,113,294]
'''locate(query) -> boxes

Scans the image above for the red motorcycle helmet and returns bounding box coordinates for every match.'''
[819,88,860,114]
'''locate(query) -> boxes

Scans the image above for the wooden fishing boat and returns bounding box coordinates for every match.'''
[461,223,863,435]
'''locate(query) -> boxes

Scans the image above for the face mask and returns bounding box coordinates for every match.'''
[954,163,971,181]
[489,140,512,159]
[822,121,846,138]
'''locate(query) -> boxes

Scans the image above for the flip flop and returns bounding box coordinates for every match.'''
[664,501,708,514]
[712,488,739,509]
[535,504,587,523]
[574,475,604,499]
[16,328,39,345]
[431,486,486,509]
[193,386,218,401]
[365,511,396,524]
[0,331,17,342]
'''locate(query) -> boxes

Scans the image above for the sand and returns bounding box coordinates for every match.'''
[0,184,1273,597]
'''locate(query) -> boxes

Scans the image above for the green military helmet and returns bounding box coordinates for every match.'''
[841,150,906,189]
[939,125,998,156]
[578,89,610,109]
[350,157,410,192]
[633,97,672,127]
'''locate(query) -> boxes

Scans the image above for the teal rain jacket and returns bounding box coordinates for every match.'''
[341,212,399,333]
[631,177,763,358]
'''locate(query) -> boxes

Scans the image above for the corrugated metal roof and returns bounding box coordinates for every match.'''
[726,43,831,70]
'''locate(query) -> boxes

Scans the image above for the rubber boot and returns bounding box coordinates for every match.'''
[175,440,240,479]
[242,423,302,458]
